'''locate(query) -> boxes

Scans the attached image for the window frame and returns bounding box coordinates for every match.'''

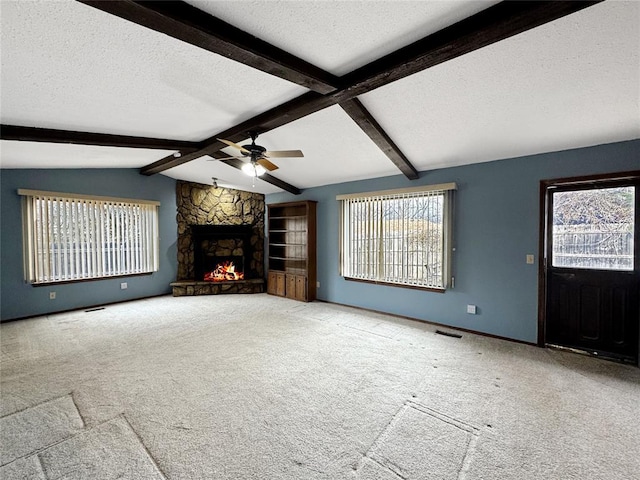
[337,183,456,292]
[19,189,160,285]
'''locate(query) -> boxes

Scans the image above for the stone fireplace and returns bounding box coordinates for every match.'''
[171,181,265,296]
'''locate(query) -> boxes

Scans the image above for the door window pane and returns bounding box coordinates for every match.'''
[552,186,634,270]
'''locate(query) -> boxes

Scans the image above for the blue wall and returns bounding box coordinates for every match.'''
[0,169,177,321]
[267,140,640,344]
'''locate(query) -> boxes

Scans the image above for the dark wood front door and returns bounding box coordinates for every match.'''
[543,175,639,363]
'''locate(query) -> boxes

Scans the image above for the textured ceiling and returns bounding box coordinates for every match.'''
[0,0,305,140]
[0,141,175,169]
[189,0,500,76]
[360,0,640,171]
[1,0,638,194]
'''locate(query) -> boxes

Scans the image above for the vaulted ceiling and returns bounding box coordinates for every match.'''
[1,1,638,194]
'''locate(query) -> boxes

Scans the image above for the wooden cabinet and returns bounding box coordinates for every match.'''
[286,274,297,299]
[267,200,317,302]
[295,275,306,300]
[267,271,286,296]
[267,271,277,295]
[284,273,307,301]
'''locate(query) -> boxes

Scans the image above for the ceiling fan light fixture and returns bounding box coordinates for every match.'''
[242,162,266,178]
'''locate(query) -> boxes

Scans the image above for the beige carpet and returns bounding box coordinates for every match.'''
[1,294,638,479]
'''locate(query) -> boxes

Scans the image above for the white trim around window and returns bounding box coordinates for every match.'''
[19,189,160,284]
[338,183,456,290]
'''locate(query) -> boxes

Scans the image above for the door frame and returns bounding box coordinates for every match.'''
[537,170,640,363]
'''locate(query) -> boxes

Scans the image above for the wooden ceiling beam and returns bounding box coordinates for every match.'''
[141,92,333,175]
[337,1,602,99]
[215,154,301,195]
[41,1,598,192]
[138,1,600,185]
[0,125,200,152]
[78,0,339,94]
[339,99,418,180]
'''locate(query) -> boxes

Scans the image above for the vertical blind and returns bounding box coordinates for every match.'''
[19,189,159,284]
[338,183,455,289]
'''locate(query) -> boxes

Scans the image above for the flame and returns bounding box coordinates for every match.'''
[204,261,244,282]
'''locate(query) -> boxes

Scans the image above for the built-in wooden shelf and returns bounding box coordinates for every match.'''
[267,200,317,302]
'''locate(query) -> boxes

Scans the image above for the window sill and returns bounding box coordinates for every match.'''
[29,272,153,287]
[343,276,446,293]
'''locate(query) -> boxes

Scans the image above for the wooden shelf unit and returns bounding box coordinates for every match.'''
[267,200,317,302]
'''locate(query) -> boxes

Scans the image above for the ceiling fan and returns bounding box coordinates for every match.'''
[213,131,304,177]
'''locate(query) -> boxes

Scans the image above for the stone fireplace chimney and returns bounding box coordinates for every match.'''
[172,181,265,296]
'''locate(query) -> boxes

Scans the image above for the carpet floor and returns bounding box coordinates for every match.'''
[1,294,638,479]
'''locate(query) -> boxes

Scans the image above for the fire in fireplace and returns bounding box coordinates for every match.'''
[204,257,245,282]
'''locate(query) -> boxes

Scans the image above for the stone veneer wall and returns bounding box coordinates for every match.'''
[176,181,265,281]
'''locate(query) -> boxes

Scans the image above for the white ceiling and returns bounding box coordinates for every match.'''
[190,0,500,76]
[1,0,638,195]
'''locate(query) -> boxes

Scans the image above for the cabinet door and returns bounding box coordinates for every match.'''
[295,275,307,301]
[276,272,286,296]
[286,274,297,299]
[267,271,278,295]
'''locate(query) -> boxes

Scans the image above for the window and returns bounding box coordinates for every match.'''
[338,183,455,290]
[19,189,160,284]
[551,186,635,271]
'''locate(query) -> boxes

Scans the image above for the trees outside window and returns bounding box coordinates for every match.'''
[338,184,455,290]
[552,186,635,271]
[20,190,159,284]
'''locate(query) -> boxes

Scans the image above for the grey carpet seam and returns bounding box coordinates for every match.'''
[69,391,87,428]
[407,400,479,435]
[457,427,481,480]
[0,392,75,420]
[0,412,121,469]
[365,455,408,479]
[121,413,168,480]
[36,453,46,478]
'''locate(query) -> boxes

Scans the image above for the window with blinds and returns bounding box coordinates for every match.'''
[19,189,160,284]
[338,183,455,290]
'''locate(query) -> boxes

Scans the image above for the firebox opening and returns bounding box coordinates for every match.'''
[191,224,255,282]
[204,255,244,282]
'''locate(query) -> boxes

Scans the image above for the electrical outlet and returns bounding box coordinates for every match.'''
[49,291,56,300]
[526,254,535,264]
[467,304,477,315]
[120,282,128,290]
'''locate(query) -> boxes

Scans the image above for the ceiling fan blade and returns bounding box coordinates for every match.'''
[257,158,279,171]
[217,138,250,154]
[264,149,304,158]
[206,155,240,161]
